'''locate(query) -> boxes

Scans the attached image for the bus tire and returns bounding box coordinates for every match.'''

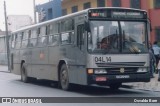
[109,83,121,90]
[60,64,71,90]
[21,63,29,83]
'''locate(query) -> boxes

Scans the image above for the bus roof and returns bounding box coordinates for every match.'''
[12,7,147,34]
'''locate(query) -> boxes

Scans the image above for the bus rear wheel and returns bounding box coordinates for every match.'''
[60,64,71,90]
[21,63,29,83]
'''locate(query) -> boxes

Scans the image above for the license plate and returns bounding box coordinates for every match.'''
[96,77,107,81]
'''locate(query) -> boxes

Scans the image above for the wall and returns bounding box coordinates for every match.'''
[36,0,62,22]
[62,0,103,14]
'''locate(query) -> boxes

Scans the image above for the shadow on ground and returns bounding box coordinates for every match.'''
[11,79,146,96]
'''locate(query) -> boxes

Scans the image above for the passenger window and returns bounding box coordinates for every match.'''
[37,36,48,46]
[31,30,37,38]
[15,33,21,49]
[61,32,71,44]
[49,34,59,45]
[30,30,37,47]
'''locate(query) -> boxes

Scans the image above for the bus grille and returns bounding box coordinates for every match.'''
[96,62,145,67]
[105,67,138,74]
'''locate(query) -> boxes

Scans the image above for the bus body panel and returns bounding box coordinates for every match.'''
[87,54,149,68]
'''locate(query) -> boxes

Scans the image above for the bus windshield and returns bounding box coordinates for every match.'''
[88,21,148,54]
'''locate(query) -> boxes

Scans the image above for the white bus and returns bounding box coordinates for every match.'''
[10,7,150,90]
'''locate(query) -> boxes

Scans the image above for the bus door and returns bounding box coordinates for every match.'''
[74,22,87,84]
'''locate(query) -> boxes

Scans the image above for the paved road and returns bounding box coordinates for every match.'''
[0,72,160,97]
[0,67,160,106]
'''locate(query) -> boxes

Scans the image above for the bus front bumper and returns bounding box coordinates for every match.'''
[87,73,150,85]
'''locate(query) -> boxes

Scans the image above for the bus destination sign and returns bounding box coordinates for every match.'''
[88,9,147,19]
[111,11,145,19]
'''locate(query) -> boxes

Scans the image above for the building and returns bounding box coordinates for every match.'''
[62,0,106,15]
[7,15,32,32]
[62,0,160,44]
[148,0,160,44]
[0,30,7,64]
[36,0,62,22]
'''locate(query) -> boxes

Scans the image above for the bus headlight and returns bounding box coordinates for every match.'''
[94,69,107,74]
[137,68,147,73]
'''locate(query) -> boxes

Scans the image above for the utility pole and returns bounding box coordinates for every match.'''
[4,1,10,72]
[33,0,37,24]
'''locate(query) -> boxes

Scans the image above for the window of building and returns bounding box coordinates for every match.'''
[62,9,67,16]
[97,0,105,7]
[72,6,78,13]
[155,27,160,42]
[112,0,121,7]
[48,8,53,20]
[130,0,141,9]
[154,0,160,8]
[84,2,91,9]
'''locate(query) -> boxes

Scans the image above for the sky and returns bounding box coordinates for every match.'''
[0,0,49,31]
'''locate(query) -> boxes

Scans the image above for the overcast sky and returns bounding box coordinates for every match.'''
[0,0,49,31]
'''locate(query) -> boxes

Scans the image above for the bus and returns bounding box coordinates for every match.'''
[10,7,151,90]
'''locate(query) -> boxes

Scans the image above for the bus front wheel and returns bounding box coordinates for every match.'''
[21,63,29,83]
[60,64,71,90]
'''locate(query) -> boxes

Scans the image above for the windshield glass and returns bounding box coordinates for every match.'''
[88,21,148,54]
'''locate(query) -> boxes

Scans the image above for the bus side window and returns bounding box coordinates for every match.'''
[42,26,48,45]
[28,30,33,47]
[15,33,21,49]
[37,28,42,46]
[49,34,59,46]
[61,33,71,44]
[21,31,28,48]
[30,29,37,47]
[77,24,84,49]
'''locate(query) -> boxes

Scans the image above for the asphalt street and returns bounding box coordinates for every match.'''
[0,66,160,106]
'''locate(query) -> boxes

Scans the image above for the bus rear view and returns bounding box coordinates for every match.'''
[86,8,150,89]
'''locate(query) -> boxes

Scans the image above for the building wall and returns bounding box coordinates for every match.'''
[147,0,160,43]
[36,0,62,22]
[62,0,107,14]
[0,35,7,65]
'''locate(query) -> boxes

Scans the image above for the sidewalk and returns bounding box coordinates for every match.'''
[0,65,9,72]
[123,74,160,92]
